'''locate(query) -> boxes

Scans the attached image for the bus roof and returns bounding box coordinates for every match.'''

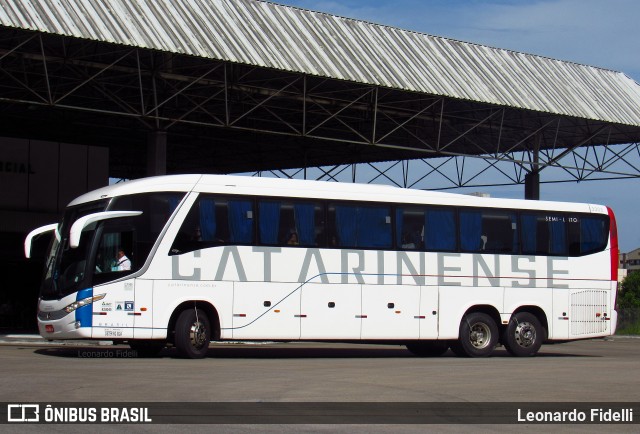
[69,174,606,214]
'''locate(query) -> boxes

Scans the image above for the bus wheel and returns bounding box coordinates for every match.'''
[450,312,498,357]
[175,308,211,359]
[129,340,165,358]
[502,312,543,357]
[406,341,449,357]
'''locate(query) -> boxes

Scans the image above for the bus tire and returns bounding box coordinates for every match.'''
[450,312,498,357]
[174,308,211,359]
[502,312,544,357]
[406,341,449,357]
[129,340,165,358]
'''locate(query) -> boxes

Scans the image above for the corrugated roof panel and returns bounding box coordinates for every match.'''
[124,1,163,49]
[370,24,421,90]
[199,0,245,62]
[281,6,325,76]
[1,0,640,126]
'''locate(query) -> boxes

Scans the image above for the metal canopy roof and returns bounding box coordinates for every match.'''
[1,0,640,127]
[0,0,639,186]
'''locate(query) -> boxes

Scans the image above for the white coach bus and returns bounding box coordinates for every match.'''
[24,174,619,358]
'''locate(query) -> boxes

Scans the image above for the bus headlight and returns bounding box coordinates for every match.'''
[63,293,106,314]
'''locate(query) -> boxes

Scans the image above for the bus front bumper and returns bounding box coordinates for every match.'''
[37,291,97,340]
[37,316,93,340]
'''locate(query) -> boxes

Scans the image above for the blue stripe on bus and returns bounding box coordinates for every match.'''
[75,287,93,328]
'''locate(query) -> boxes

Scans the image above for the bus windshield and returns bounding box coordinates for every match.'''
[40,192,184,300]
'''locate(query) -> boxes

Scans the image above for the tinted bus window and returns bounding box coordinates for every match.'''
[171,195,254,254]
[258,200,324,247]
[521,213,567,256]
[521,213,609,257]
[460,209,518,253]
[396,207,424,249]
[425,208,456,251]
[579,216,608,254]
[328,203,392,249]
[395,207,456,251]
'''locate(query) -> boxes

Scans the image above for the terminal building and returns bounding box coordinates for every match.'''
[620,248,640,275]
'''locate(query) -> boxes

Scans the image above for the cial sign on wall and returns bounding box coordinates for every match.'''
[0,136,108,230]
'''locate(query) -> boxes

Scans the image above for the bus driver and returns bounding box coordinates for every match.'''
[114,249,131,271]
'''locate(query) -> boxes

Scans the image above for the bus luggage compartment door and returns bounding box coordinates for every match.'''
[300,283,361,340]
[232,282,301,340]
[360,284,421,339]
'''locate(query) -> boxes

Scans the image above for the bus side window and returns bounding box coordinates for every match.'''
[579,216,608,255]
[460,210,517,254]
[170,195,226,254]
[424,208,456,251]
[565,215,608,256]
[521,214,539,254]
[396,207,424,250]
[460,210,483,252]
[567,217,581,256]
[547,218,567,255]
[258,200,323,247]
[328,203,391,249]
[482,211,517,253]
[226,199,253,244]
[521,213,567,256]
[292,202,323,247]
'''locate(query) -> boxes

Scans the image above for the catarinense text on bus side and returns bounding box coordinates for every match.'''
[172,246,571,288]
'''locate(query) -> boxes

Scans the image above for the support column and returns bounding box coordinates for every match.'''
[524,172,540,200]
[147,130,167,176]
[525,139,540,200]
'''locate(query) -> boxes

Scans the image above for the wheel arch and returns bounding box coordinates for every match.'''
[461,304,502,334]
[450,306,501,357]
[168,300,220,343]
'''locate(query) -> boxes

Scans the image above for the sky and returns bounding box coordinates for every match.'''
[272,0,640,252]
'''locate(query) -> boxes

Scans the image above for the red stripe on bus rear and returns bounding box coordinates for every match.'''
[607,207,619,282]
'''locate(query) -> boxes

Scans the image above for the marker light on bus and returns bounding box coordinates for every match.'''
[63,293,106,314]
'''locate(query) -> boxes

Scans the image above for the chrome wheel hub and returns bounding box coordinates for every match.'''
[189,321,207,349]
[469,322,491,349]
[514,321,536,348]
